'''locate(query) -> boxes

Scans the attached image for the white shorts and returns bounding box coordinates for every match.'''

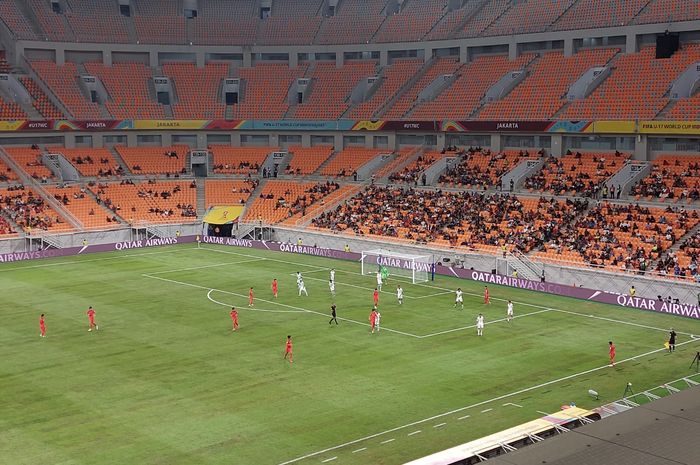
[507,309,513,316]
[456,297,463,303]
[477,323,484,329]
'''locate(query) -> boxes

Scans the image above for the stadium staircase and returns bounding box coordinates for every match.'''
[0,147,84,230]
[374,146,425,182]
[107,146,132,175]
[0,83,42,120]
[83,187,128,224]
[545,0,583,32]
[436,0,491,40]
[196,180,205,218]
[125,15,139,43]
[0,212,25,238]
[75,63,112,119]
[13,0,47,40]
[21,60,74,118]
[311,149,341,176]
[503,251,542,281]
[374,57,436,119]
[470,54,541,119]
[286,183,364,228]
[240,179,266,221]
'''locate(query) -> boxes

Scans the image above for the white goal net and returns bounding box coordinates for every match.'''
[361,249,434,284]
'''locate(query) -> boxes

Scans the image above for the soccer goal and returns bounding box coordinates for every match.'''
[361,249,434,284]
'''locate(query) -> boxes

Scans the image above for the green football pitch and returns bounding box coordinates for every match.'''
[3,242,700,465]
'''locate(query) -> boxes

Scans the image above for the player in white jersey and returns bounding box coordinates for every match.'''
[376,271,383,291]
[328,279,335,297]
[375,310,381,332]
[506,300,514,322]
[396,285,404,305]
[298,278,308,296]
[455,288,464,310]
[330,268,335,284]
[296,272,303,285]
[476,313,484,336]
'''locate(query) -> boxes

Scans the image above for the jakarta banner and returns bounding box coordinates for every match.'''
[202,206,245,225]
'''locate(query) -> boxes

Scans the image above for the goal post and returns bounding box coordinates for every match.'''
[361,249,434,284]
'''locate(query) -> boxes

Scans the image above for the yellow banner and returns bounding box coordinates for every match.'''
[203,206,244,225]
[584,120,637,134]
[638,121,700,134]
[132,120,208,130]
[0,121,28,131]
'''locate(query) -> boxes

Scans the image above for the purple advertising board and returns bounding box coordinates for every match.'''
[1,234,698,320]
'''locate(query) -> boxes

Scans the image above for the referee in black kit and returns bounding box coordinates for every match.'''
[329,304,338,325]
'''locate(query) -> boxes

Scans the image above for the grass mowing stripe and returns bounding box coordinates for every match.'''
[275,338,700,465]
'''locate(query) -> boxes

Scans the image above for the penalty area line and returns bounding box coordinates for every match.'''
[275,337,700,465]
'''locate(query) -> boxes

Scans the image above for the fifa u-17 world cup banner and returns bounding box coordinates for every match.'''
[1,234,698,320]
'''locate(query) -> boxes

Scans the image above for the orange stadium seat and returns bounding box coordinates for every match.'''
[285,146,333,175]
[425,2,485,41]
[88,180,197,224]
[411,54,534,120]
[630,154,700,200]
[230,63,308,120]
[210,146,275,175]
[0,0,39,40]
[478,48,619,120]
[52,147,123,177]
[383,57,461,119]
[315,0,386,45]
[114,146,188,175]
[374,0,446,43]
[163,62,227,119]
[19,76,64,119]
[256,0,323,46]
[455,0,512,38]
[29,0,73,42]
[553,0,649,31]
[291,61,377,120]
[483,0,577,36]
[439,149,539,188]
[0,95,26,120]
[320,147,385,177]
[84,62,166,119]
[562,45,700,120]
[634,0,700,25]
[245,180,340,223]
[0,185,73,233]
[46,185,118,229]
[349,59,423,119]
[30,61,101,119]
[3,146,55,180]
[66,0,131,43]
[205,179,257,208]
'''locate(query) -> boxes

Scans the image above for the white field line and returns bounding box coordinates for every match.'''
[433,423,446,428]
[503,403,522,408]
[142,273,421,338]
[207,290,307,314]
[457,415,470,420]
[550,308,695,337]
[321,457,337,463]
[480,409,493,414]
[297,273,414,299]
[275,338,700,465]
[417,308,551,339]
[147,258,266,275]
[411,291,456,300]
[0,247,197,272]
[351,448,366,454]
[380,438,395,444]
[199,246,329,273]
[201,246,700,339]
[407,430,422,436]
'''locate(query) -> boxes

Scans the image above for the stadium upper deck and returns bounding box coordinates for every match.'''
[1,0,698,45]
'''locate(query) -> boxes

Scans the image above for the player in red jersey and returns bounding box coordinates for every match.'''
[271,278,278,298]
[609,341,616,367]
[86,306,98,332]
[230,307,239,331]
[248,287,255,307]
[369,308,378,334]
[484,286,490,305]
[39,313,46,337]
[373,288,379,307]
[284,335,293,363]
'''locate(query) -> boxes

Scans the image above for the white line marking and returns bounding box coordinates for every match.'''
[143,274,421,338]
[351,448,366,454]
[300,274,413,299]
[321,457,337,463]
[207,289,307,313]
[275,337,700,465]
[418,308,551,338]
[200,246,329,272]
[433,423,446,428]
[408,430,422,436]
[480,408,493,413]
[537,411,550,416]
[147,258,265,275]
[457,415,470,420]
[550,308,695,336]
[0,247,196,272]
[503,403,522,408]
[412,291,455,300]
[380,438,395,445]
